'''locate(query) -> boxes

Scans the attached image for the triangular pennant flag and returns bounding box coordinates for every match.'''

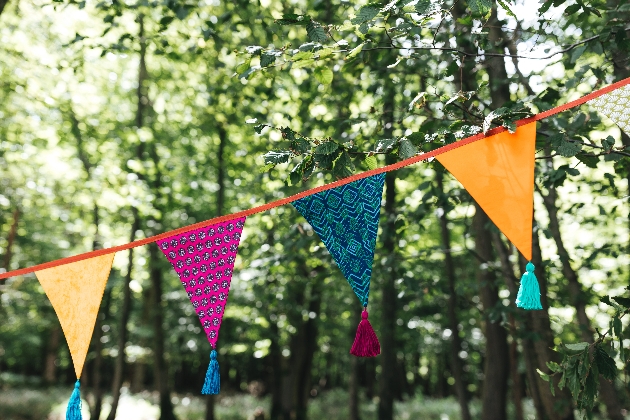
[589,84,630,136]
[293,173,385,357]
[436,122,536,261]
[36,253,115,420]
[157,217,246,394]
[293,174,385,306]
[35,253,115,379]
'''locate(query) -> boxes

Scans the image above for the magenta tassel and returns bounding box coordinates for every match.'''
[350,308,380,357]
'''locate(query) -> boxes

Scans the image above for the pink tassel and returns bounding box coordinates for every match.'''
[350,309,380,357]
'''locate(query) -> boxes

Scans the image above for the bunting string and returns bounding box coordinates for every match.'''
[1,76,629,281]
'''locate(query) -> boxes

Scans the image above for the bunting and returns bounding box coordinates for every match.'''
[157,217,246,393]
[4,78,630,377]
[293,174,385,356]
[589,83,630,136]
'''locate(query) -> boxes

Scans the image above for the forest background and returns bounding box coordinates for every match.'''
[1,0,630,419]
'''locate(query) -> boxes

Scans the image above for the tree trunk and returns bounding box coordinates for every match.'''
[349,355,360,420]
[539,166,624,420]
[472,205,509,420]
[43,324,61,384]
[529,224,575,420]
[2,208,18,271]
[280,272,321,420]
[377,72,397,420]
[90,286,112,420]
[130,288,151,394]
[491,233,529,420]
[349,308,361,420]
[107,209,139,420]
[149,244,177,420]
[295,282,321,420]
[436,171,471,420]
[268,320,283,420]
[205,124,227,420]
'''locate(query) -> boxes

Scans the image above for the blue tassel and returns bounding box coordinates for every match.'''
[202,349,220,395]
[515,262,543,310]
[66,380,82,420]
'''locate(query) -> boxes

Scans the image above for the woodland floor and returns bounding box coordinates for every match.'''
[1,385,620,420]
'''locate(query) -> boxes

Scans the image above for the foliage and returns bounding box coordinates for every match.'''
[1,0,630,418]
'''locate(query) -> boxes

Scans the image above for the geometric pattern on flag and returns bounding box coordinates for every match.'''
[157,217,246,349]
[292,174,385,307]
[589,83,630,136]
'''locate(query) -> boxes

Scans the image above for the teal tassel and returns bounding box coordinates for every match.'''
[202,349,220,395]
[66,380,82,420]
[515,262,543,310]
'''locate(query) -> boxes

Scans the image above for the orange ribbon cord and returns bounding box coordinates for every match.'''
[1,77,629,280]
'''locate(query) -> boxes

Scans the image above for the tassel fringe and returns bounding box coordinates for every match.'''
[66,380,82,420]
[515,262,543,310]
[202,349,220,395]
[350,308,381,357]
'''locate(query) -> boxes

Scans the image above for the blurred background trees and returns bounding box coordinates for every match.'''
[0,0,629,419]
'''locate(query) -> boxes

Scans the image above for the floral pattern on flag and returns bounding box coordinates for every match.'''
[589,84,630,135]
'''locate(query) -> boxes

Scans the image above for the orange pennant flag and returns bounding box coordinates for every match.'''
[35,253,115,378]
[436,122,536,260]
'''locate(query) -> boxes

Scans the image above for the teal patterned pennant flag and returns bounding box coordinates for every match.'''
[292,173,385,306]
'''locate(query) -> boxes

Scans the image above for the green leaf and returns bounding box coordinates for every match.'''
[317,48,333,59]
[315,141,339,155]
[314,150,339,169]
[594,345,616,381]
[345,43,364,60]
[263,150,292,165]
[293,51,314,61]
[576,154,599,168]
[613,317,622,337]
[313,66,333,84]
[332,150,355,179]
[160,16,175,26]
[375,138,397,153]
[399,138,418,159]
[280,127,296,141]
[469,0,492,15]
[496,0,517,18]
[236,60,251,74]
[557,139,582,157]
[289,155,314,185]
[253,124,266,134]
[539,0,553,14]
[563,342,589,354]
[306,21,328,43]
[570,45,587,64]
[351,6,380,24]
[612,296,630,308]
[292,59,315,69]
[259,163,275,173]
[276,14,310,26]
[260,52,277,67]
[364,155,378,170]
[537,369,550,382]
[290,137,310,154]
[602,136,616,152]
[415,0,431,14]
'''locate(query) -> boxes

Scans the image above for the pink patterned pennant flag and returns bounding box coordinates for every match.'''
[157,217,246,349]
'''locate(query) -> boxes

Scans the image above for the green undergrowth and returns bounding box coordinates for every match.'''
[0,383,622,420]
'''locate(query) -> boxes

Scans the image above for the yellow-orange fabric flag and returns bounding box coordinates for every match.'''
[35,253,115,378]
[436,122,536,260]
